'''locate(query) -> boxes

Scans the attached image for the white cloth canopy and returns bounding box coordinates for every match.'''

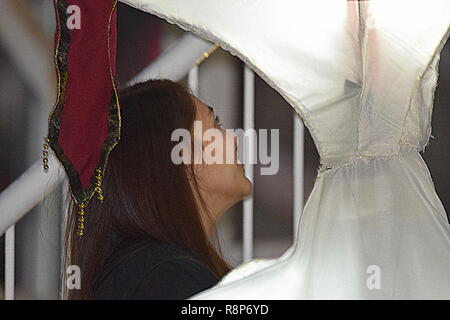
[121,0,450,299]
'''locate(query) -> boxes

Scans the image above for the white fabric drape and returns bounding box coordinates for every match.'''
[121,0,450,299]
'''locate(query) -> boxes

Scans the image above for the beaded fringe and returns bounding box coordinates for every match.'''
[76,168,105,238]
[42,137,105,238]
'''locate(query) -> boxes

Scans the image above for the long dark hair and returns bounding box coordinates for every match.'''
[62,79,230,299]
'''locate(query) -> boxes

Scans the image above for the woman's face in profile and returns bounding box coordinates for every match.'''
[191,96,252,222]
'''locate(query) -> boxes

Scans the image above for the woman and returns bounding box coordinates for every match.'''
[62,79,252,299]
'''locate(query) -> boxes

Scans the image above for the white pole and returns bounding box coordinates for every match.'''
[293,113,304,242]
[0,152,65,237]
[128,33,213,86]
[188,65,199,96]
[5,226,15,300]
[242,65,255,262]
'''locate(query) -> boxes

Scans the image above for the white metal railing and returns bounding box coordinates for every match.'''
[128,33,212,87]
[1,31,304,299]
[1,152,66,300]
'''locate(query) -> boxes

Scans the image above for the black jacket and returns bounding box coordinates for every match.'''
[92,238,218,300]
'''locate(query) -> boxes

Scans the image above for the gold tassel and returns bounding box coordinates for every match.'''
[76,168,104,238]
[42,137,50,171]
[94,167,104,202]
[77,202,86,238]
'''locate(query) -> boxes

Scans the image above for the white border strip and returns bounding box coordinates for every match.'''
[242,65,255,262]
[4,226,15,300]
[293,113,304,242]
